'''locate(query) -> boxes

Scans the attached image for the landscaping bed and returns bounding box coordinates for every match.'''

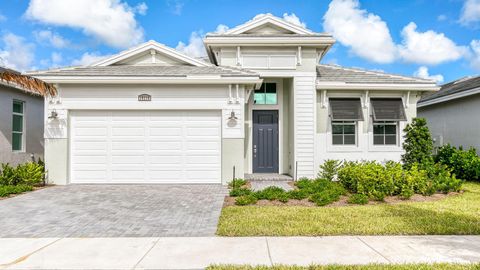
[207,263,480,270]
[0,161,47,199]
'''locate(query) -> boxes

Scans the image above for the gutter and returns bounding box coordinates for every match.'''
[316,82,440,91]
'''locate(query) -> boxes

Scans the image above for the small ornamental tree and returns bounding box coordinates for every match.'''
[401,118,434,169]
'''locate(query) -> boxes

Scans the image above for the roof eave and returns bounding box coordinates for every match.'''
[418,86,480,108]
[316,82,440,91]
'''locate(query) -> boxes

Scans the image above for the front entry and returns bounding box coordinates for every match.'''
[253,110,279,173]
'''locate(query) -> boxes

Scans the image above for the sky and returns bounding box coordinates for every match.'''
[0,0,479,84]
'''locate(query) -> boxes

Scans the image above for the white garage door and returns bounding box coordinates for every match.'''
[70,110,221,184]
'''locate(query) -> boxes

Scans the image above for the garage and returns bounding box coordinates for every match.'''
[69,110,222,184]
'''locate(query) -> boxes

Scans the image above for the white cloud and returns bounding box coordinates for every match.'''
[398,22,467,65]
[134,2,148,15]
[323,0,397,64]
[282,13,306,28]
[460,0,480,25]
[437,14,447,22]
[167,0,184,15]
[40,52,63,68]
[175,31,207,58]
[413,66,444,83]
[0,13,6,22]
[71,52,111,66]
[214,24,229,34]
[34,30,69,48]
[469,40,480,70]
[25,0,144,49]
[0,33,35,71]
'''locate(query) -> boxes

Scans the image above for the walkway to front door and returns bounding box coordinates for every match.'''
[0,184,227,237]
[253,110,279,173]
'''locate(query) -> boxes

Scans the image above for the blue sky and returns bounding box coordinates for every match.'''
[0,0,479,83]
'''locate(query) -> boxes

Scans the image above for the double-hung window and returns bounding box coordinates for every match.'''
[329,98,363,145]
[12,100,24,151]
[370,98,406,146]
[254,83,277,105]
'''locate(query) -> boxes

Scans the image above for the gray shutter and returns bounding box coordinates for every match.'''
[371,98,407,121]
[329,98,364,121]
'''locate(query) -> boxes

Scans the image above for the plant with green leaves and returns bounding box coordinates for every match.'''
[318,159,342,181]
[401,118,434,169]
[435,144,480,181]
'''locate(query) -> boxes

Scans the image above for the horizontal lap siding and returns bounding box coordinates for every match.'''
[294,75,316,178]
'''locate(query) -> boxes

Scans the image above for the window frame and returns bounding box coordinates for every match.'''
[12,100,25,152]
[254,83,278,105]
[331,121,357,146]
[373,120,398,146]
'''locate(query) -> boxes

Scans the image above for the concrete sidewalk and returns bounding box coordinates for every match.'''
[0,236,479,269]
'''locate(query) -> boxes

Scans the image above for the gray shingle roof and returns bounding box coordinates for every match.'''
[317,64,435,85]
[419,76,480,104]
[30,65,259,77]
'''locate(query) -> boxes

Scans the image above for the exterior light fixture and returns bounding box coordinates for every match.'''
[228,110,238,120]
[48,109,58,119]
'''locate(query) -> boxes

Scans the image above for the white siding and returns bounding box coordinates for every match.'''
[294,74,316,178]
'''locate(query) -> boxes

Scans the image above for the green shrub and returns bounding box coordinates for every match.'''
[425,163,463,193]
[229,187,252,197]
[0,185,33,197]
[401,118,434,169]
[287,189,309,200]
[0,164,17,185]
[318,159,342,181]
[235,194,258,206]
[278,192,289,203]
[294,178,312,189]
[0,162,44,186]
[309,189,342,206]
[348,193,368,204]
[435,144,480,181]
[254,186,287,201]
[229,179,247,189]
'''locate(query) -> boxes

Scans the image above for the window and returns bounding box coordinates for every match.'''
[254,83,277,105]
[332,121,356,145]
[12,100,24,151]
[373,121,397,145]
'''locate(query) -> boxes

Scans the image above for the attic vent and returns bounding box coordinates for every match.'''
[138,94,151,102]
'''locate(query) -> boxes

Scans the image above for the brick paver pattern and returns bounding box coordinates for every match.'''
[0,184,228,237]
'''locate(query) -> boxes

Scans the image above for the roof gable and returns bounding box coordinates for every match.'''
[225,14,313,35]
[91,40,210,67]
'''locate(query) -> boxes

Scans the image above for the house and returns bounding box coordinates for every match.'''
[0,67,55,165]
[418,75,480,153]
[30,14,438,185]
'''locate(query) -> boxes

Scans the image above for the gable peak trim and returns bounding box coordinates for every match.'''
[91,40,211,67]
[225,14,313,35]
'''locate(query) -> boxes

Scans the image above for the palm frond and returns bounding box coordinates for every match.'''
[0,69,57,96]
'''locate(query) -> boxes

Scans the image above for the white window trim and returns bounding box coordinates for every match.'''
[326,120,362,152]
[12,100,25,152]
[373,121,399,146]
[254,82,278,105]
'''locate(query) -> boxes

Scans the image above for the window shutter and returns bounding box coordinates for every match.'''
[371,98,407,121]
[329,98,364,121]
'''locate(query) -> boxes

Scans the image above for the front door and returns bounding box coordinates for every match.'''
[253,110,279,173]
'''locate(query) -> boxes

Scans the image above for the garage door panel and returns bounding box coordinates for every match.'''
[70,110,221,184]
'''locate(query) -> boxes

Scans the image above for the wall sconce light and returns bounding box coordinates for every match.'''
[48,109,58,119]
[228,110,238,120]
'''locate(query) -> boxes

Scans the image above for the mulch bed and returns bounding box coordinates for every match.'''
[223,184,463,207]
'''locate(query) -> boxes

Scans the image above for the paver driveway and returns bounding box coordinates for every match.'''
[0,184,228,237]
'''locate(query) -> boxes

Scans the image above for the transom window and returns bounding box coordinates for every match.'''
[12,100,24,151]
[254,83,277,105]
[332,121,356,145]
[373,121,397,145]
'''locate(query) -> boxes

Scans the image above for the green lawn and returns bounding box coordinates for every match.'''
[207,264,480,270]
[217,182,480,236]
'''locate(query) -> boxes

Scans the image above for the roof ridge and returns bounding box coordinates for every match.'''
[317,64,434,83]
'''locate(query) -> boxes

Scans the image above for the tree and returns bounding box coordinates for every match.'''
[401,118,434,169]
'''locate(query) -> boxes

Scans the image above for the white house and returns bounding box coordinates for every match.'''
[30,14,439,185]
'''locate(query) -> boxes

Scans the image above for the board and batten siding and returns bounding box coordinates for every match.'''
[294,74,316,178]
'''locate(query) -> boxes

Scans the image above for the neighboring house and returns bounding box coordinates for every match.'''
[418,75,480,153]
[0,67,54,165]
[30,14,438,185]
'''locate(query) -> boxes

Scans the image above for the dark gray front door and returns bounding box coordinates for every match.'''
[253,110,279,173]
